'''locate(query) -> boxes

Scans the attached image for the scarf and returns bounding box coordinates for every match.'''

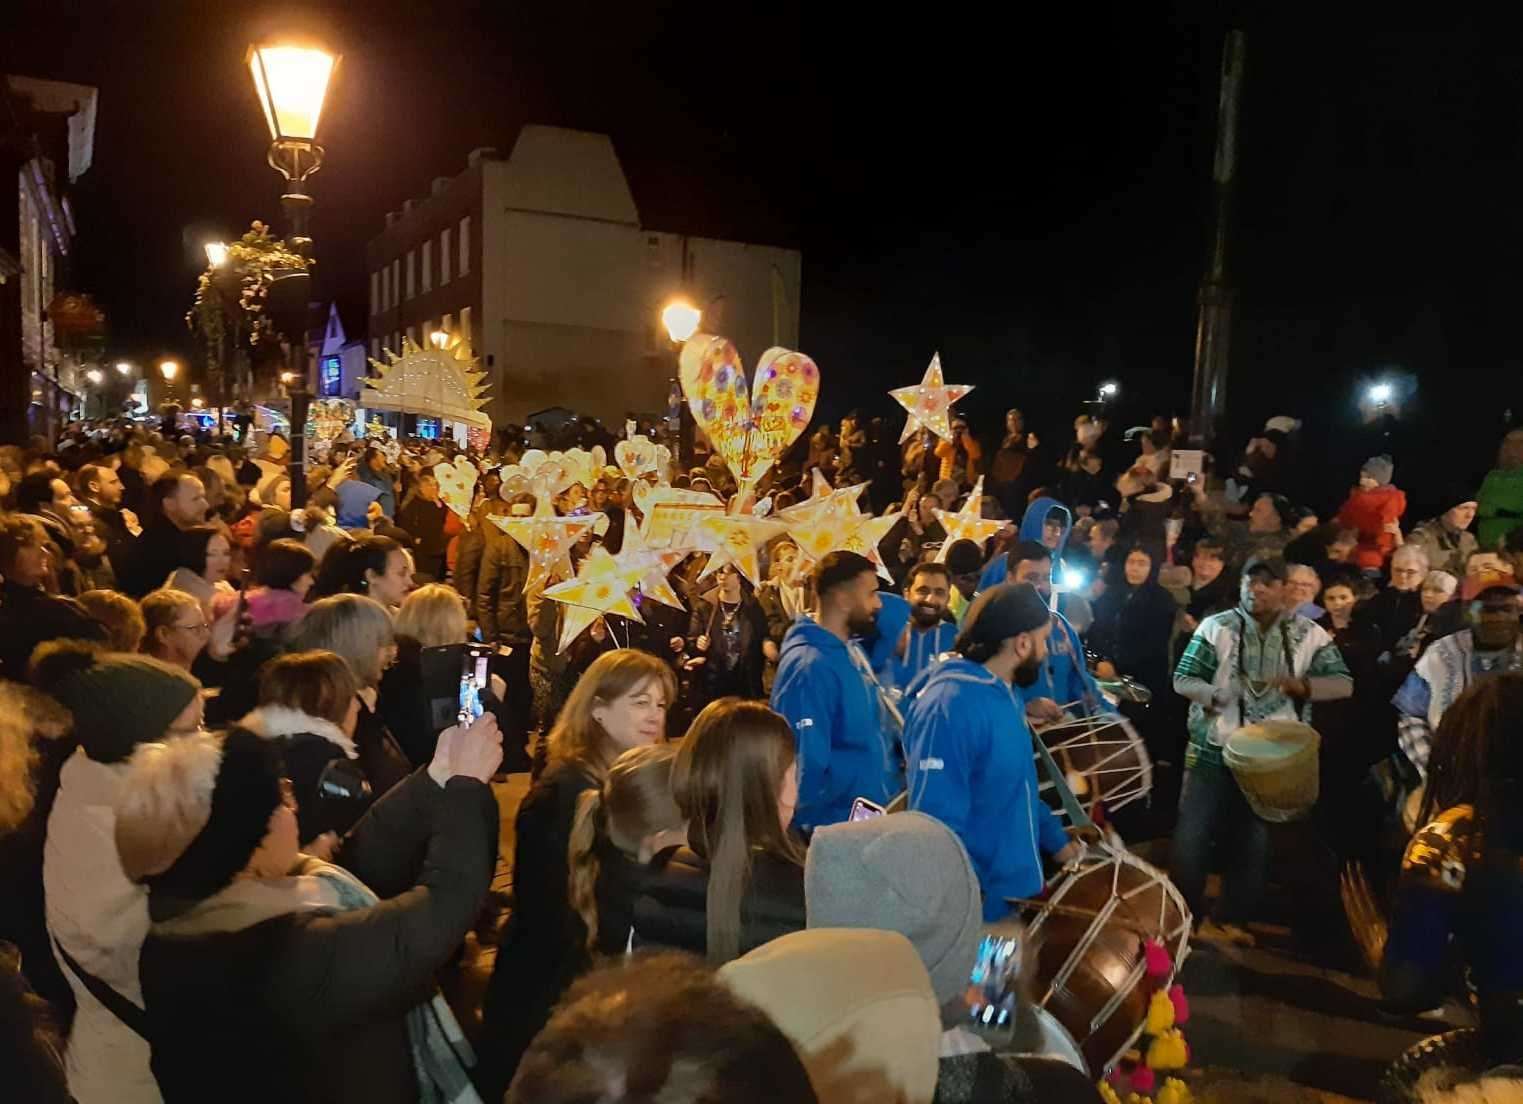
[153,857,481,1104]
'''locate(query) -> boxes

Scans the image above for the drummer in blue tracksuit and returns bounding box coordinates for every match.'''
[904,582,1082,920]
[865,562,960,693]
[996,540,1111,725]
[771,550,902,832]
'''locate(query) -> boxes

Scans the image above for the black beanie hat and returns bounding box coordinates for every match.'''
[955,583,1050,656]
[150,728,284,903]
[944,539,984,576]
[32,643,201,764]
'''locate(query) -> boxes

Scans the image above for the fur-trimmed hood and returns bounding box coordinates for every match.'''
[238,704,357,759]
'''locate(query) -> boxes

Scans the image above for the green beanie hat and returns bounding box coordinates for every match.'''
[32,643,201,764]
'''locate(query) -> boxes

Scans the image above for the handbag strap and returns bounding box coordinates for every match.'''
[55,938,150,1042]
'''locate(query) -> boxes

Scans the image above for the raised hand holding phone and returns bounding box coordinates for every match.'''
[429,712,503,785]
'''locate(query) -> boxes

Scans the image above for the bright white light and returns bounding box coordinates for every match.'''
[1368,382,1393,404]
[429,330,450,350]
[115,361,132,376]
[247,44,337,142]
[159,360,179,381]
[1061,568,1088,591]
[204,241,229,267]
[1098,381,1119,399]
[86,368,104,385]
[662,300,702,343]
[191,397,205,409]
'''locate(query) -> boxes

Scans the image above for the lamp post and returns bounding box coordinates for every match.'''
[247,40,338,509]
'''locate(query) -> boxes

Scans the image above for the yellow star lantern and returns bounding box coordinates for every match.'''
[614,521,688,612]
[488,512,599,592]
[686,511,785,588]
[841,510,905,583]
[890,352,973,443]
[543,546,648,653]
[932,476,1003,563]
[776,469,866,530]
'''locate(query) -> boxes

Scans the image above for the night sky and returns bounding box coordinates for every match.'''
[6,6,1521,514]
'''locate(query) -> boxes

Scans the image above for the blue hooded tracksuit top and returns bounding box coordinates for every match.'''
[865,592,959,693]
[977,495,1071,591]
[903,656,1069,921]
[771,615,902,832]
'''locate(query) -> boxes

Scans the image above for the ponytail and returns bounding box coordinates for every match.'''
[567,788,606,952]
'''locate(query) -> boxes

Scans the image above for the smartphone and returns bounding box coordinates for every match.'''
[849,797,886,822]
[966,930,1023,1035]
[457,644,492,724]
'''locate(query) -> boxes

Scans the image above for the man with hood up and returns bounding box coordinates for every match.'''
[902,583,1082,919]
[771,551,902,832]
[977,497,1091,629]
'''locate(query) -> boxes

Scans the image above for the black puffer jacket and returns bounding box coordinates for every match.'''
[139,769,499,1104]
[239,705,374,843]
[632,845,806,961]
[476,522,530,645]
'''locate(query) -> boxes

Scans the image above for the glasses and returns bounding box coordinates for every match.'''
[173,620,211,634]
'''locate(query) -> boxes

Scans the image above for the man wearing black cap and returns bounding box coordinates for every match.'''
[902,582,1082,921]
[1171,554,1351,945]
[1405,489,1479,578]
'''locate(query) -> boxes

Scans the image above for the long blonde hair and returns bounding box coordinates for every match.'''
[672,698,802,965]
[548,649,676,780]
[567,743,682,952]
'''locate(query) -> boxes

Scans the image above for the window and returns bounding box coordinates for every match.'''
[380,267,390,311]
[460,306,472,347]
[442,312,453,340]
[441,228,452,284]
[390,260,401,307]
[406,325,418,346]
[371,337,380,361]
[321,355,343,397]
[370,271,379,316]
[393,331,400,352]
[405,251,416,300]
[458,217,471,275]
[421,240,432,292]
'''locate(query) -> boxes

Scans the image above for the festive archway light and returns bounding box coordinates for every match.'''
[364,335,491,429]
[890,352,973,443]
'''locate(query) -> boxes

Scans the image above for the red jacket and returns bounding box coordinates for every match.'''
[1337,484,1407,570]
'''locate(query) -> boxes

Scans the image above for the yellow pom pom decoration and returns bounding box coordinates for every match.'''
[1098,1082,1123,1104]
[1146,989,1176,1035]
[1156,1078,1194,1104]
[1146,1029,1189,1071]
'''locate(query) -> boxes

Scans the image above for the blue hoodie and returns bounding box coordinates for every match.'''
[334,478,381,529]
[903,655,1069,920]
[977,495,1071,592]
[865,592,959,693]
[1022,608,1110,717]
[357,464,396,519]
[771,616,902,832]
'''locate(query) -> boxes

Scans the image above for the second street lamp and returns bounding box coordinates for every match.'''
[248,39,339,509]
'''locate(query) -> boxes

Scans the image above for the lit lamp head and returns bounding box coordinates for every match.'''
[204,241,229,268]
[115,361,132,376]
[1368,381,1393,407]
[159,360,179,382]
[247,42,338,252]
[662,299,702,344]
[1098,381,1120,400]
[86,368,104,386]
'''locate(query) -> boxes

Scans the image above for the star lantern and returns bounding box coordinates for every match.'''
[890,352,973,443]
[686,511,785,588]
[488,512,599,591]
[932,476,1003,563]
[614,520,689,612]
[841,510,905,583]
[542,546,648,653]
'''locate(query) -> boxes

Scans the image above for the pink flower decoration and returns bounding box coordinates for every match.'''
[1169,985,1191,1025]
[1144,939,1172,979]
[1131,1067,1157,1094]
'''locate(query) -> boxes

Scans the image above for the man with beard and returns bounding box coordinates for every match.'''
[1003,541,1110,725]
[868,561,959,690]
[1171,555,1351,944]
[772,550,899,832]
[903,582,1083,920]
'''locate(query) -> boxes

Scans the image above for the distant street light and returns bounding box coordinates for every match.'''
[204,241,229,267]
[191,397,205,409]
[662,299,702,344]
[115,361,132,376]
[159,360,179,382]
[280,371,297,386]
[86,368,104,385]
[1368,381,1394,407]
[1098,381,1120,400]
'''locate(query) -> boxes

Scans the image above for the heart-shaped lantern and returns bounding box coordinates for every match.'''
[433,458,478,519]
[615,435,659,480]
[678,335,819,493]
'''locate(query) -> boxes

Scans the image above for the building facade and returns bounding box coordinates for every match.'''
[1,75,98,444]
[365,125,802,431]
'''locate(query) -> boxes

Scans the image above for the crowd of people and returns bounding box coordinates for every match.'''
[2,402,1523,1102]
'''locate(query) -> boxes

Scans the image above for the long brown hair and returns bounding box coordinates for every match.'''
[672,698,803,965]
[567,743,682,952]
[548,649,676,781]
[1419,672,1523,832]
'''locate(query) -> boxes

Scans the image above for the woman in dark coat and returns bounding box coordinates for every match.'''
[684,565,770,707]
[118,717,502,1104]
[478,649,677,1100]
[1088,543,1181,765]
[632,699,806,964]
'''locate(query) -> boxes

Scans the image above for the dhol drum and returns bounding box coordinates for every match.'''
[1013,842,1192,1075]
[1035,711,1154,824]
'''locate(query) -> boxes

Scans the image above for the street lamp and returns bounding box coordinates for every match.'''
[662,299,702,344]
[248,38,338,510]
[1367,381,1393,407]
[86,368,104,385]
[204,241,229,267]
[160,360,179,382]
[115,361,132,376]
[1098,381,1119,400]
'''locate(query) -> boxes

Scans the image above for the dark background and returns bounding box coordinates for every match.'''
[5,4,1520,516]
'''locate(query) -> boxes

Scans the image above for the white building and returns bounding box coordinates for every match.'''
[366,125,802,431]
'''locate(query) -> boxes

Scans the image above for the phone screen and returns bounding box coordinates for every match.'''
[966,932,1023,1035]
[458,647,490,724]
[849,797,885,822]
